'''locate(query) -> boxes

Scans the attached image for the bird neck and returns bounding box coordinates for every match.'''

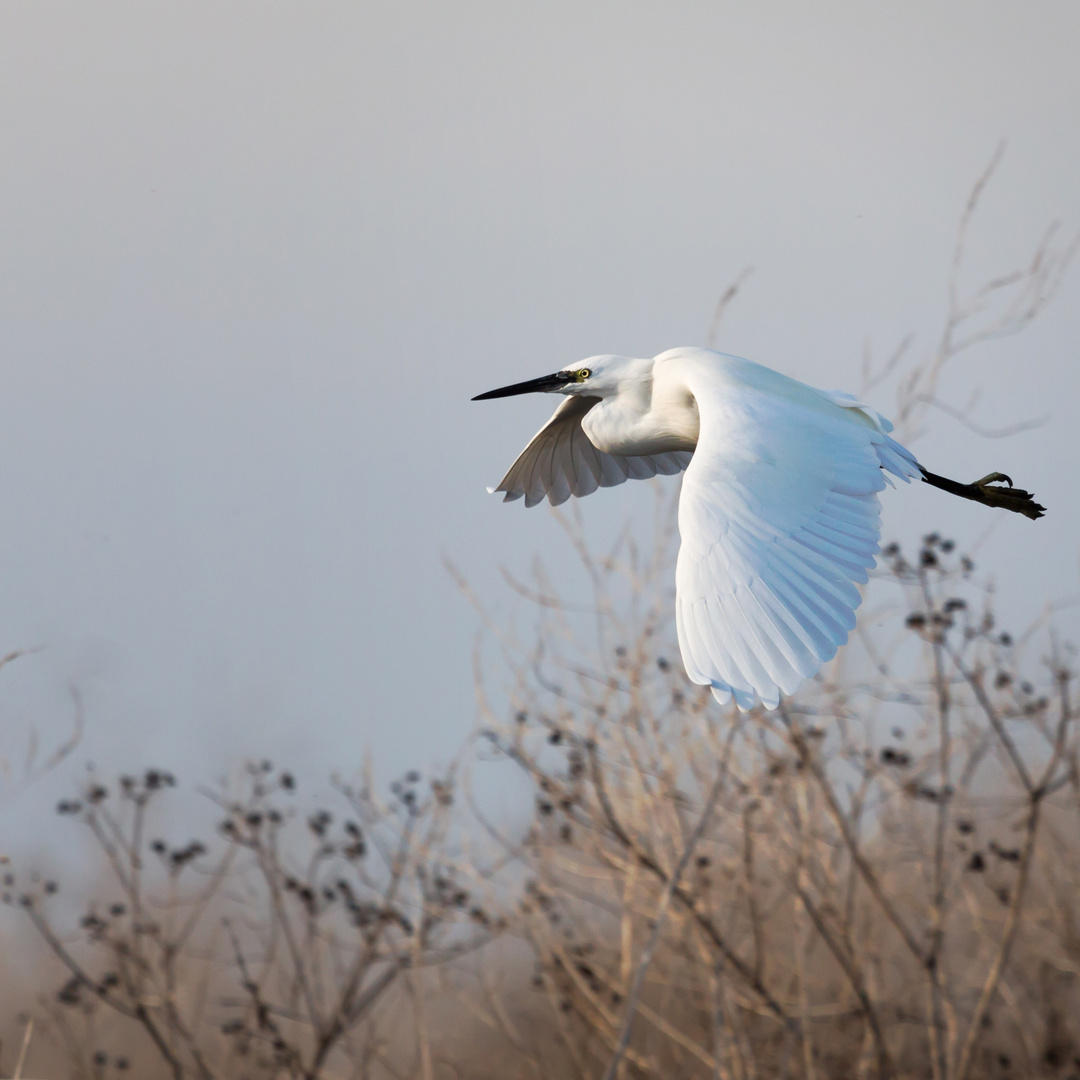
[581,378,699,457]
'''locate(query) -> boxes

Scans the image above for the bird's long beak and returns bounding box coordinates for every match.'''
[471,372,569,400]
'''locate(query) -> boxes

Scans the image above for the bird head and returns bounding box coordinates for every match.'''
[472,356,636,401]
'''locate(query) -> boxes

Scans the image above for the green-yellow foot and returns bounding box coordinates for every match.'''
[918,466,1046,520]
[971,472,1013,489]
[968,472,1045,520]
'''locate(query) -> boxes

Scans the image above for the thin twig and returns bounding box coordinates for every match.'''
[953,799,1042,1080]
[12,1018,33,1080]
[600,762,729,1080]
[706,266,754,348]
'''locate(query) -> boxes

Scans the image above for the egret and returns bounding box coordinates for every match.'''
[473,348,1045,711]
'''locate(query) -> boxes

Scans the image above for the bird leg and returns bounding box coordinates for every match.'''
[918,466,1046,520]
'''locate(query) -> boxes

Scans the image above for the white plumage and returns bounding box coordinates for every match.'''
[474,348,923,710]
[489,394,693,507]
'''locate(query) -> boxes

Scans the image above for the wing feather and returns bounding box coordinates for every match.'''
[749,580,823,674]
[740,586,805,684]
[665,349,920,711]
[490,396,692,507]
[764,560,850,648]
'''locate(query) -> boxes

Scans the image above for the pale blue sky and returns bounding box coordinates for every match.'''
[0,2,1078,843]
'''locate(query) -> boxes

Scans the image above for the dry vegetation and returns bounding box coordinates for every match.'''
[1,157,1077,1080]
[463,508,1080,1080]
[5,513,1080,1080]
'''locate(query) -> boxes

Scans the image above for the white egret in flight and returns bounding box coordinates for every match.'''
[474,348,1044,711]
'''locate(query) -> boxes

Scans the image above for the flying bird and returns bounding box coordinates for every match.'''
[473,348,1045,712]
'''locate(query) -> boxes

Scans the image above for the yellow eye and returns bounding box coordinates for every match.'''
[576,368,592,382]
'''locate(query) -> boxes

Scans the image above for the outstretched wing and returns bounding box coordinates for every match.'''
[670,352,921,711]
[491,396,692,508]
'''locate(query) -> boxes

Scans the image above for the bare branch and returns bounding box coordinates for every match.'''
[706,266,753,349]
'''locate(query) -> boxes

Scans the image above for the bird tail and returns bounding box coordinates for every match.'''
[919,466,1046,520]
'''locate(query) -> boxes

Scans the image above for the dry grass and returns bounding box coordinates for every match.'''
[463,504,1080,1080]
[6,509,1077,1080]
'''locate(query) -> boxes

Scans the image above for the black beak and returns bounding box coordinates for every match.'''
[472,372,569,401]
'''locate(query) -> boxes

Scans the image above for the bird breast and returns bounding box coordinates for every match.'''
[580,386,700,457]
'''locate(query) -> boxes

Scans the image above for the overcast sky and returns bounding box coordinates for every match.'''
[0,2,1078,847]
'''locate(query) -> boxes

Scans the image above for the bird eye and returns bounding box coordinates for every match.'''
[576,368,592,381]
